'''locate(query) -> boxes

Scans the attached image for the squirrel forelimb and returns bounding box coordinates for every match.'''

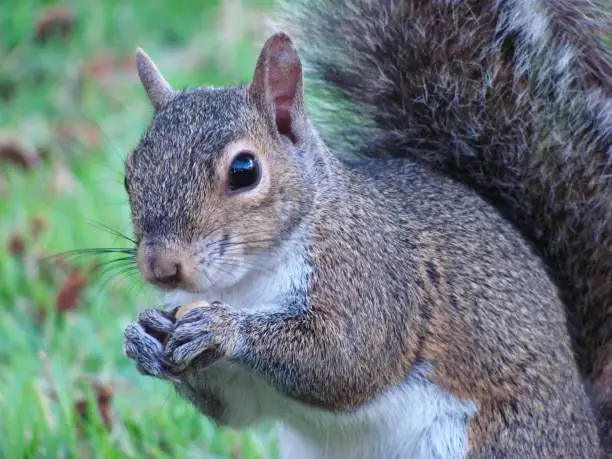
[121,2,610,454]
[125,303,240,378]
[123,313,180,383]
[126,297,378,412]
[163,302,240,373]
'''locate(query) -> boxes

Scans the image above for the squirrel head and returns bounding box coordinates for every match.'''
[125,33,317,293]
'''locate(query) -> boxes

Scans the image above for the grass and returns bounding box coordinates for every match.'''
[0,0,279,457]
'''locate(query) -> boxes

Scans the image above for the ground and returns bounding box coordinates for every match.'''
[0,0,279,457]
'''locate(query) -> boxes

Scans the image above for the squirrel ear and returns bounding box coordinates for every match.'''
[135,48,174,111]
[249,32,305,143]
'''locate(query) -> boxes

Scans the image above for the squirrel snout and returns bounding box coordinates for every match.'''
[150,254,182,288]
[138,242,191,290]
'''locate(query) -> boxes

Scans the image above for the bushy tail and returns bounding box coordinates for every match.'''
[275,0,612,448]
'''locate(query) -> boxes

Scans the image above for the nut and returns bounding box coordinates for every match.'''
[161,301,211,346]
[175,300,210,320]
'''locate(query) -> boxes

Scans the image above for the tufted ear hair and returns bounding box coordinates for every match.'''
[135,48,174,111]
[248,32,306,144]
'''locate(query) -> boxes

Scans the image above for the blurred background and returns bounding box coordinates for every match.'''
[0,0,278,457]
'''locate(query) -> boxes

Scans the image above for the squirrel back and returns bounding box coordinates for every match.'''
[275,0,612,447]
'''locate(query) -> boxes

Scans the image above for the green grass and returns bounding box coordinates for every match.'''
[0,0,278,457]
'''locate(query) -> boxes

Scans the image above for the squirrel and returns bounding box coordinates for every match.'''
[120,0,612,457]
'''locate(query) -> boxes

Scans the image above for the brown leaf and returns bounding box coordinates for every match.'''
[50,253,68,269]
[7,233,25,257]
[0,175,7,196]
[82,53,136,82]
[231,444,244,459]
[120,56,137,73]
[0,79,16,102]
[0,133,41,170]
[74,384,113,429]
[74,399,88,418]
[56,120,102,150]
[56,269,87,312]
[31,216,47,237]
[51,162,77,195]
[35,6,75,42]
[34,304,48,325]
[82,53,114,79]
[96,385,113,428]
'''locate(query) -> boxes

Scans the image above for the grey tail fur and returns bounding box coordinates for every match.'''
[274,0,612,449]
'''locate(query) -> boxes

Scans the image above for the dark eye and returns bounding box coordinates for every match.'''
[228,152,260,191]
[123,176,129,192]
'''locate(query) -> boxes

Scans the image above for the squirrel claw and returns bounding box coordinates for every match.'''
[163,302,236,373]
[164,336,222,373]
[137,307,176,343]
[123,321,180,382]
[138,308,176,333]
[124,303,238,379]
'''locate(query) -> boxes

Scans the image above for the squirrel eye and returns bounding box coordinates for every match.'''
[123,176,129,192]
[228,152,260,191]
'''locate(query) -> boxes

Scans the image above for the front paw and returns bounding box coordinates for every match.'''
[123,308,179,382]
[164,301,240,374]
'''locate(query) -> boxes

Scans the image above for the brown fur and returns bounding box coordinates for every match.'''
[124,26,606,458]
[275,0,612,449]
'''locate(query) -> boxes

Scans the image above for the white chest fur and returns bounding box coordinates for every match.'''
[163,241,477,458]
[275,365,477,459]
[175,350,476,459]
[177,357,476,459]
[164,241,308,313]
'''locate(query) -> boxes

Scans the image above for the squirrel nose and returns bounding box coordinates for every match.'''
[148,252,184,288]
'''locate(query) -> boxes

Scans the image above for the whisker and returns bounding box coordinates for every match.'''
[48,248,135,256]
[131,279,155,304]
[216,239,279,250]
[92,264,141,295]
[95,260,139,278]
[94,256,136,266]
[219,238,278,245]
[44,248,136,263]
[92,222,136,245]
[94,259,138,279]
[48,210,136,244]
[209,259,237,279]
[109,269,142,289]
[200,264,216,289]
[75,110,128,171]
[214,258,278,277]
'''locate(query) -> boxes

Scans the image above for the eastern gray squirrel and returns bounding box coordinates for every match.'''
[122,0,612,457]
